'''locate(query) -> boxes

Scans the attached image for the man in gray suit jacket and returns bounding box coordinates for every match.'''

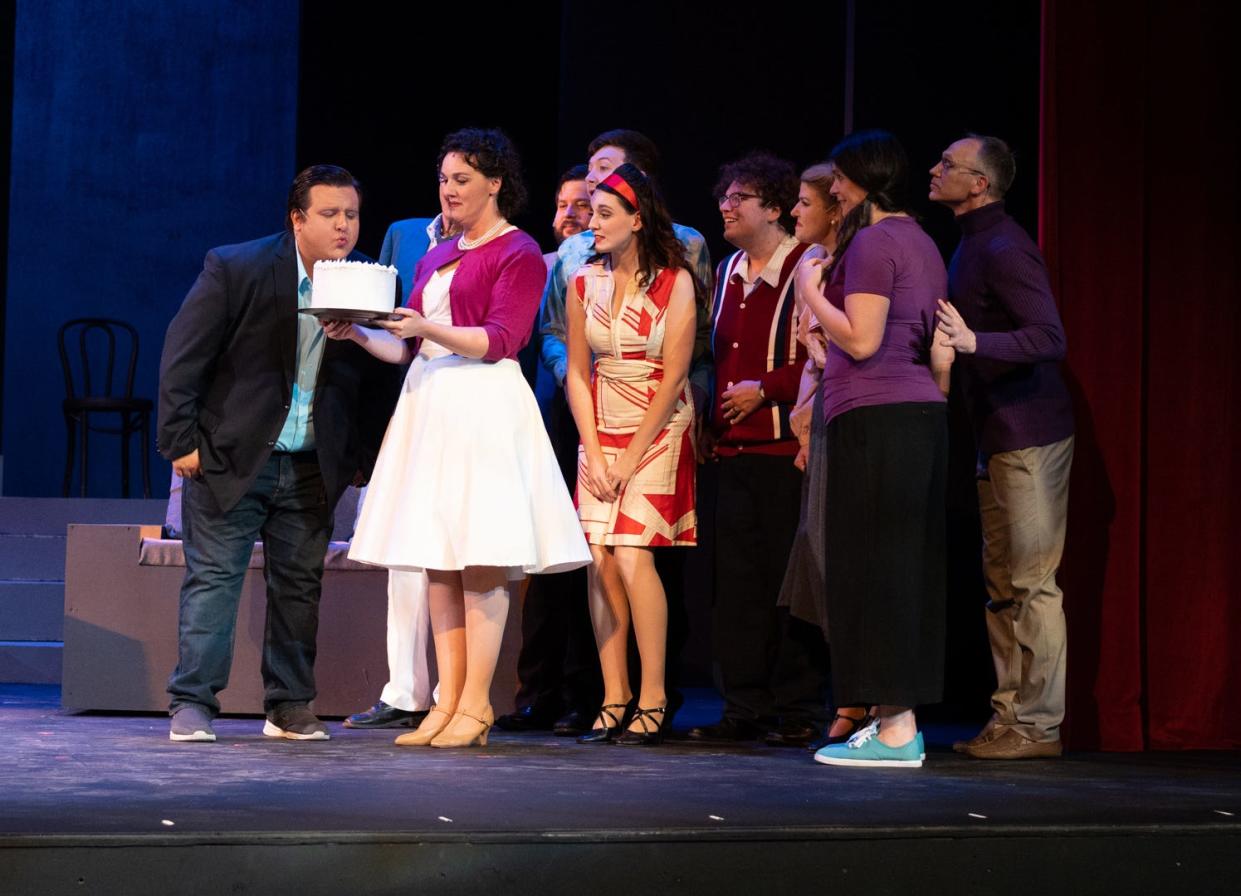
[158,165,399,743]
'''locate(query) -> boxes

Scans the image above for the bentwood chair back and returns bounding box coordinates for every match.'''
[57,318,153,497]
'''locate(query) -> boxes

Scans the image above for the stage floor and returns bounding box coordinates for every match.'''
[3,684,1239,894]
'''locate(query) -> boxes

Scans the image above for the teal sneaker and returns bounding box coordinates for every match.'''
[814,724,923,768]
[917,731,926,760]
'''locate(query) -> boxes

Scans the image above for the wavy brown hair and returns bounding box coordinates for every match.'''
[594,163,706,308]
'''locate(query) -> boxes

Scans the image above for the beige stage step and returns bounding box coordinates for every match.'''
[0,498,166,684]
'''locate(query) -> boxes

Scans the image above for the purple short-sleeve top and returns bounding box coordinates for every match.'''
[821,215,947,424]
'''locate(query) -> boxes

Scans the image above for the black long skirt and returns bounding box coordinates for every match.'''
[822,401,947,708]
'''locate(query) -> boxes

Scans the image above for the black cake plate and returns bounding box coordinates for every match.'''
[299,307,402,328]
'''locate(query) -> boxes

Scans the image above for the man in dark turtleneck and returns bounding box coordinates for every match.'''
[930,134,1075,760]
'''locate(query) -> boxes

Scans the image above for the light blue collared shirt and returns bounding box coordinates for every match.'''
[273,249,325,451]
[538,223,714,393]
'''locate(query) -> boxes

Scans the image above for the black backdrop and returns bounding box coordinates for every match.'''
[0,0,1040,487]
[0,0,1039,714]
[296,0,1040,710]
[296,1,1038,264]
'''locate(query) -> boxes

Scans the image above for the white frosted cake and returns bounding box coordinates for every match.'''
[311,259,398,315]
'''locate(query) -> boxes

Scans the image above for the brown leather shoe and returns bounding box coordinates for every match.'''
[952,719,1006,754]
[964,727,1062,760]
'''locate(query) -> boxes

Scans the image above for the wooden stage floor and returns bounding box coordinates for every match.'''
[2,685,1238,895]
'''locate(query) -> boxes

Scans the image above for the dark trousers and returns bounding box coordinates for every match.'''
[514,388,603,712]
[823,403,947,708]
[713,451,827,725]
[516,566,599,712]
[167,451,332,715]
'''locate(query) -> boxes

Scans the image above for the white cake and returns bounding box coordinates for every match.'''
[311,259,398,315]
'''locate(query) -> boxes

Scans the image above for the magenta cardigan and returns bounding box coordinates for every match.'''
[405,229,546,362]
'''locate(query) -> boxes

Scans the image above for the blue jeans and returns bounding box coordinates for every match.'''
[167,452,332,715]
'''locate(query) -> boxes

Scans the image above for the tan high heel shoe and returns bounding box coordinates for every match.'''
[430,706,495,748]
[394,705,453,746]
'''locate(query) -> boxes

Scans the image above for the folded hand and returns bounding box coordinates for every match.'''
[580,452,618,503]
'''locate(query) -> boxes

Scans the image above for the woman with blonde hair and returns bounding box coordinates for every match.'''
[778,161,866,750]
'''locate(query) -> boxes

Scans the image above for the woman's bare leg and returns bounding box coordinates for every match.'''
[612,545,667,729]
[877,705,917,747]
[587,545,632,726]
[443,565,510,731]
[426,569,466,713]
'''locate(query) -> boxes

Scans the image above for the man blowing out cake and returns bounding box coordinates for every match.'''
[157,164,400,743]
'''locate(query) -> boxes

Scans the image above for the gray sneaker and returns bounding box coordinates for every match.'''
[263,703,330,741]
[169,704,216,742]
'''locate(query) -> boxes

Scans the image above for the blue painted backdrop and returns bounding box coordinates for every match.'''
[3,0,297,497]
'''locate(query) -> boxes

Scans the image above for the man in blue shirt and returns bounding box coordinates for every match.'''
[159,165,399,743]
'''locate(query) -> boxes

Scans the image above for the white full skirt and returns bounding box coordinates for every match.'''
[349,355,591,579]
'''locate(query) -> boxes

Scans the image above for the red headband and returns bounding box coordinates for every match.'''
[600,172,639,210]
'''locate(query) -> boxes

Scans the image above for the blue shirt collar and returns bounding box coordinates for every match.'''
[295,244,311,294]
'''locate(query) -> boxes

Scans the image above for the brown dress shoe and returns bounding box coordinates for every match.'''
[964,727,1062,760]
[952,720,1006,754]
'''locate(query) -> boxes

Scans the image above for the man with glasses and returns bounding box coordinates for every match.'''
[688,152,827,747]
[930,134,1075,760]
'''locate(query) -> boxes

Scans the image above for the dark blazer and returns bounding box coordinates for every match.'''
[157,231,400,513]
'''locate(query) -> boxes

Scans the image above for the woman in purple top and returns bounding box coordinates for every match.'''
[326,129,591,749]
[796,130,953,768]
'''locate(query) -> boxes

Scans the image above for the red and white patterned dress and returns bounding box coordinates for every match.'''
[574,263,697,546]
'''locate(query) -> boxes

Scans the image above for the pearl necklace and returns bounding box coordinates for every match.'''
[458,217,509,250]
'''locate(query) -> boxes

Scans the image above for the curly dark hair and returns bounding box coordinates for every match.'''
[714,151,799,233]
[436,128,528,219]
[827,129,912,274]
[285,165,361,231]
[594,163,705,308]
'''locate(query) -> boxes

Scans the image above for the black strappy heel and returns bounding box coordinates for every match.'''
[577,702,631,744]
[615,705,666,746]
[805,709,874,752]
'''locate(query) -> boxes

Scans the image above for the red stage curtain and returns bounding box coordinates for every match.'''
[1040,0,1241,750]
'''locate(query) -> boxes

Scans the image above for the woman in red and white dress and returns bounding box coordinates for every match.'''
[565,164,699,746]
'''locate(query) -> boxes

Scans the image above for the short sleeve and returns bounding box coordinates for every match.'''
[842,227,898,300]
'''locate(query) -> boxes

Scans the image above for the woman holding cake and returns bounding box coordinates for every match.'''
[564,163,699,746]
[323,128,591,748]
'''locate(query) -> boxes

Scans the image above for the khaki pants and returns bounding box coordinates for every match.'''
[978,436,1074,742]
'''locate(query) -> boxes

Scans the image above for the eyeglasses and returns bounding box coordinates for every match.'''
[939,155,986,178]
[718,191,761,209]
